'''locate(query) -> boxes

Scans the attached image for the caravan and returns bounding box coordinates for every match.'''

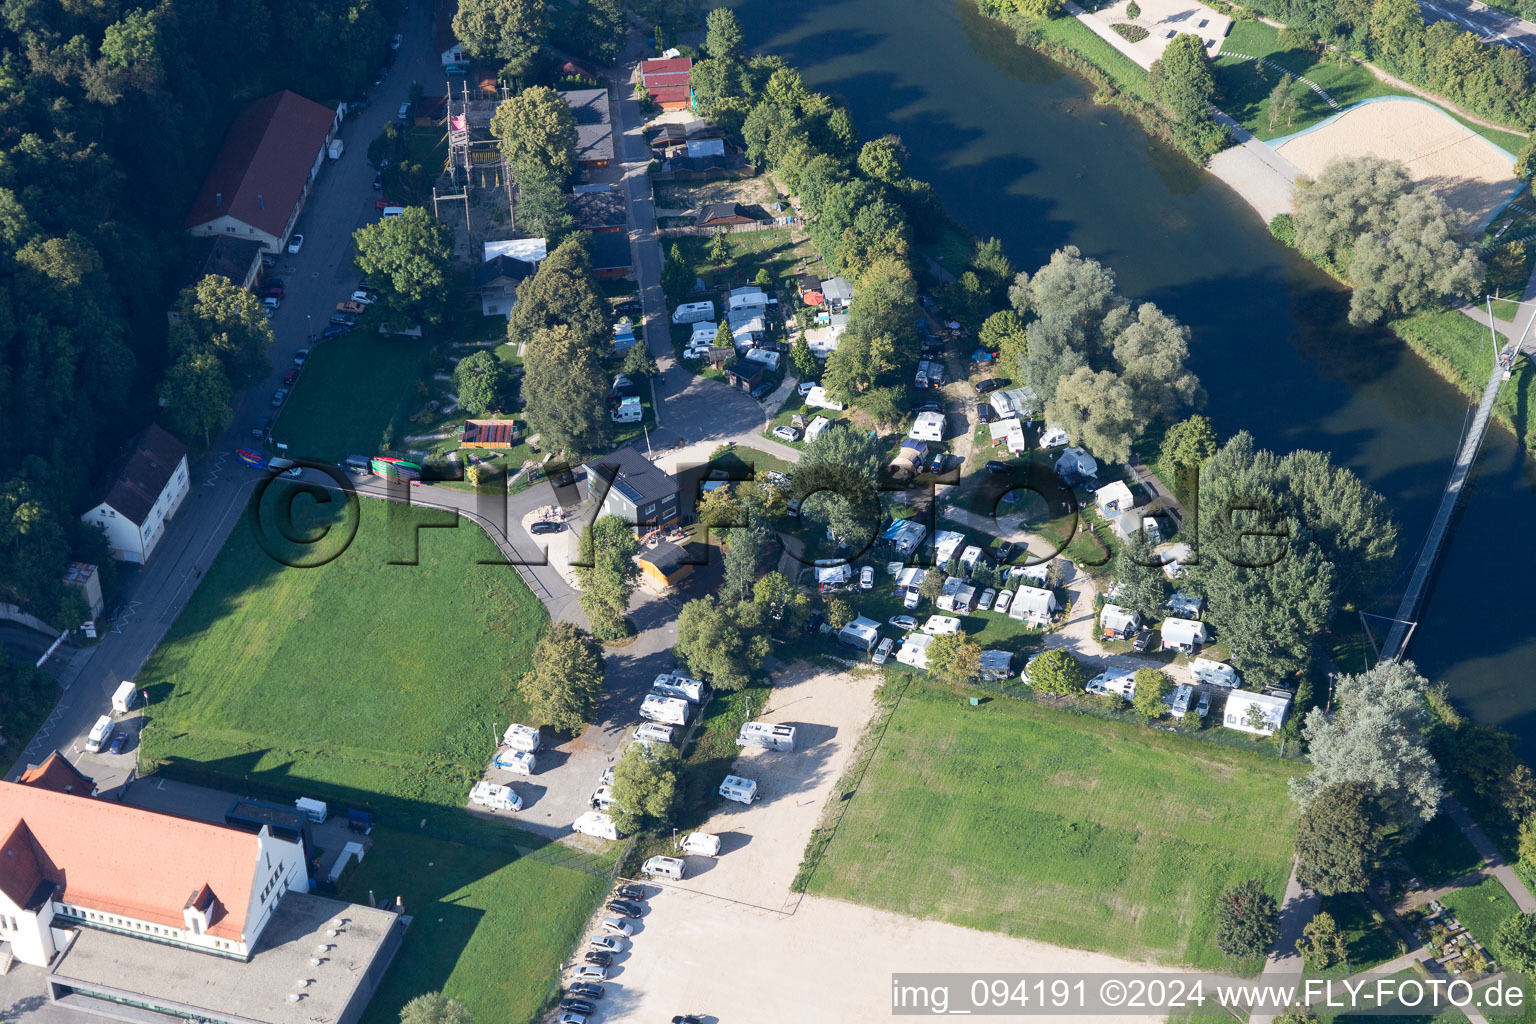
[112,680,138,714]
[641,855,686,880]
[671,300,715,324]
[652,673,706,704]
[718,775,759,804]
[573,811,621,840]
[502,723,544,752]
[469,781,522,812]
[294,797,329,823]
[736,721,796,751]
[640,694,692,726]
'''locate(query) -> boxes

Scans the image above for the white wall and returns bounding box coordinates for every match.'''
[240,829,309,949]
[0,891,57,967]
[186,213,283,255]
[81,502,146,563]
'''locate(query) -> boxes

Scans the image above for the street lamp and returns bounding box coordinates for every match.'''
[306,312,312,341]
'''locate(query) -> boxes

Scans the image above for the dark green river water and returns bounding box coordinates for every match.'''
[731,0,1536,745]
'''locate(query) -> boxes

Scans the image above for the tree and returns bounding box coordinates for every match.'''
[1293,156,1414,260]
[705,7,744,65]
[979,310,1029,375]
[825,597,853,628]
[1028,648,1085,695]
[491,86,578,183]
[1370,0,1427,77]
[662,242,693,297]
[674,595,768,691]
[352,207,454,324]
[453,350,515,415]
[158,348,233,446]
[1520,814,1536,870]
[1497,913,1536,974]
[1148,34,1216,124]
[698,485,745,529]
[753,570,810,630]
[796,426,886,548]
[721,524,766,601]
[1105,302,1204,422]
[1126,0,1142,15]
[609,742,684,833]
[712,321,733,349]
[1275,1007,1318,1024]
[452,0,546,79]
[568,0,625,65]
[1216,879,1279,960]
[927,631,982,683]
[1159,414,1218,469]
[574,514,640,640]
[522,324,608,455]
[1344,189,1485,325]
[168,275,274,387]
[1113,533,1166,622]
[1292,661,1443,838]
[790,336,818,380]
[1293,783,1383,895]
[857,135,907,185]
[1048,367,1138,463]
[517,621,605,733]
[1296,911,1348,969]
[400,992,472,1024]
[1268,74,1300,131]
[1130,668,1173,719]
[1517,135,1536,183]
[621,344,658,378]
[708,229,731,264]
[513,166,573,242]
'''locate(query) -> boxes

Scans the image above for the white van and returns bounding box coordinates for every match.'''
[493,749,535,775]
[640,694,691,726]
[736,720,795,751]
[111,680,137,714]
[670,300,715,324]
[652,673,705,704]
[718,775,759,804]
[592,784,616,812]
[611,398,642,423]
[469,781,522,812]
[634,722,676,745]
[381,206,405,219]
[573,811,621,840]
[84,714,113,753]
[681,832,721,857]
[397,101,411,120]
[502,723,543,752]
[295,797,328,822]
[642,855,686,880]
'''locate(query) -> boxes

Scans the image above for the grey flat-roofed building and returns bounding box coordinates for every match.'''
[560,88,614,166]
[47,891,402,1024]
[587,445,679,531]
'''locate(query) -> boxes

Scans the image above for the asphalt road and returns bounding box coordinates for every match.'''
[1418,0,1536,57]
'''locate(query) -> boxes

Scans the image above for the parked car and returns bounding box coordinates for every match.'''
[977,588,997,611]
[607,900,642,918]
[584,951,612,967]
[1131,629,1152,653]
[531,521,565,535]
[914,401,943,413]
[107,730,128,755]
[975,403,997,424]
[985,460,1010,474]
[772,425,799,442]
[929,452,946,474]
[556,1013,587,1024]
[286,233,304,254]
[1196,691,1211,717]
[560,998,596,1014]
[614,299,641,316]
[262,295,281,312]
[589,935,624,954]
[903,589,920,609]
[600,916,633,936]
[975,377,1010,394]
[389,32,402,48]
[613,884,644,901]
[251,417,271,439]
[351,289,377,304]
[797,380,818,397]
[261,284,284,300]
[330,313,358,326]
[570,964,607,983]
[567,982,604,999]
[293,348,310,365]
[322,324,350,339]
[283,369,298,386]
[271,389,288,407]
[995,541,1020,563]
[872,636,894,665]
[444,63,466,74]
[889,615,918,631]
[994,589,1013,615]
[336,300,367,315]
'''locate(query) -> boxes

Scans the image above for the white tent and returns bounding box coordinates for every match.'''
[1160,617,1209,650]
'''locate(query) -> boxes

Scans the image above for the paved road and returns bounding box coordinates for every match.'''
[1419,0,1536,56]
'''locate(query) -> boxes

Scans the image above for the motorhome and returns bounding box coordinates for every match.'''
[736,721,796,751]
[111,680,138,714]
[652,673,706,704]
[502,723,543,752]
[634,722,677,745]
[671,300,715,324]
[641,855,686,880]
[573,812,621,840]
[494,749,536,775]
[1190,657,1239,688]
[294,797,328,823]
[681,832,722,856]
[611,396,642,423]
[718,775,759,804]
[591,785,616,812]
[640,694,692,726]
[84,714,113,753]
[469,781,522,812]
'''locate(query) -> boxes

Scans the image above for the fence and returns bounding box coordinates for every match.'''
[658,219,796,238]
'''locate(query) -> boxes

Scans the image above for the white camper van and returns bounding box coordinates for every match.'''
[111,680,138,714]
[573,811,621,840]
[671,300,716,324]
[641,855,686,880]
[634,722,676,745]
[84,714,113,753]
[681,832,722,857]
[294,797,328,822]
[640,694,691,726]
[652,673,706,704]
[718,775,759,804]
[469,781,522,812]
[502,723,543,753]
[611,397,642,423]
[736,721,796,751]
[591,784,616,812]
[493,749,536,775]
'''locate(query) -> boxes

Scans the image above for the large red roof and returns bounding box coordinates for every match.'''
[184,91,336,238]
[641,57,692,79]
[0,780,265,939]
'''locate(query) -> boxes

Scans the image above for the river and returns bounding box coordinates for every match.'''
[729,0,1536,747]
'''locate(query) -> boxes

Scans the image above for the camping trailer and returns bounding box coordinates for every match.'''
[111,680,138,714]
[294,797,328,823]
[652,673,706,704]
[502,723,543,752]
[573,812,621,840]
[469,781,522,812]
[640,694,692,726]
[718,775,759,804]
[1190,657,1239,688]
[736,721,796,751]
[641,855,686,880]
[681,832,722,856]
[671,301,715,324]
[634,722,676,745]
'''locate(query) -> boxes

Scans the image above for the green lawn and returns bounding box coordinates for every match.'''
[1032,12,1155,103]
[1324,893,1402,972]
[1401,811,1485,887]
[276,331,427,464]
[1214,21,1528,150]
[1443,877,1520,955]
[664,227,814,303]
[138,492,548,820]
[806,679,1300,968]
[343,828,615,1024]
[1389,310,1534,455]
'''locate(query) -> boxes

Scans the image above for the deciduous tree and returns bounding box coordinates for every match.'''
[1047,366,1138,463]
[609,742,684,833]
[1027,648,1085,695]
[1113,533,1166,622]
[574,514,640,640]
[491,86,578,182]
[790,336,818,380]
[1130,668,1173,719]
[453,350,516,415]
[169,275,274,387]
[517,621,605,733]
[674,595,768,691]
[352,207,454,324]
[1148,34,1217,124]
[1293,783,1383,895]
[1296,911,1348,969]
[521,324,608,455]
[453,0,546,79]
[1216,879,1278,960]
[158,348,233,446]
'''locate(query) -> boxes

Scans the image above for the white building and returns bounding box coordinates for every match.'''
[441,42,466,66]
[821,276,854,311]
[1012,585,1059,627]
[1160,617,1210,651]
[908,411,946,443]
[1095,481,1135,515]
[1099,603,1141,639]
[1222,690,1290,736]
[79,425,190,564]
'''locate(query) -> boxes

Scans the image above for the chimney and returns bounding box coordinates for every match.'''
[215,192,223,206]
[257,194,265,210]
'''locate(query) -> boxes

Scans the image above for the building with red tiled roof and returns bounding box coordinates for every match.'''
[0,775,307,968]
[184,90,341,253]
[79,423,190,564]
[17,752,96,796]
[641,56,694,110]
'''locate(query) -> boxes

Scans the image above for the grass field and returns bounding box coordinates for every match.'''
[139,491,547,819]
[1388,310,1533,454]
[343,828,615,1024]
[275,332,427,464]
[663,227,814,304]
[1214,21,1528,151]
[807,680,1300,968]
